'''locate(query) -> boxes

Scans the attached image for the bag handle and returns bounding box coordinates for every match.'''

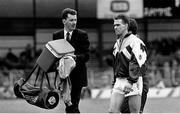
[20,64,38,87]
[19,63,57,91]
[45,73,53,90]
[40,72,45,90]
[34,66,41,86]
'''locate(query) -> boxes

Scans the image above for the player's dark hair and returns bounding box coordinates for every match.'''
[61,8,77,19]
[129,18,138,35]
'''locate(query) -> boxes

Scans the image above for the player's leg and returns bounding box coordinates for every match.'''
[109,92,125,113]
[109,78,127,113]
[128,95,141,113]
[120,97,130,113]
[125,76,143,113]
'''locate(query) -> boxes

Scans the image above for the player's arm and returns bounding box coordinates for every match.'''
[127,40,147,84]
[127,54,140,84]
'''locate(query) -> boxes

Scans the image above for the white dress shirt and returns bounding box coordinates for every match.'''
[64,30,73,41]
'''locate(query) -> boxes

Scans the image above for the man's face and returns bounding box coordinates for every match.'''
[113,19,127,37]
[63,14,77,32]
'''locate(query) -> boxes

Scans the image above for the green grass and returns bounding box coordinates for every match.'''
[0,98,180,113]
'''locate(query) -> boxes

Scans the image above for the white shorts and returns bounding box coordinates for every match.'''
[112,77,143,97]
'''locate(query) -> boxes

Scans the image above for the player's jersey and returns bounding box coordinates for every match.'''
[113,33,147,84]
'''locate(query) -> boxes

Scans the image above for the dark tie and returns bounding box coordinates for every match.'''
[66,32,70,42]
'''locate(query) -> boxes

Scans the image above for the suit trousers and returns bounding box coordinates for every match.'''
[65,85,83,113]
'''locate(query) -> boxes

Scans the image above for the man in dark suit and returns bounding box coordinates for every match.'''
[53,8,90,113]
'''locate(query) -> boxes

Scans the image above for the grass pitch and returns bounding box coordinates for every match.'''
[0,97,180,113]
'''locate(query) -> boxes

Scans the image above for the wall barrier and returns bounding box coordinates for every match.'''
[90,87,180,99]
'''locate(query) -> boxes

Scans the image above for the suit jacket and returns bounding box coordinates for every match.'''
[53,29,90,87]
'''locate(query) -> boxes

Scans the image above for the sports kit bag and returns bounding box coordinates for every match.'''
[14,65,59,109]
[14,39,76,109]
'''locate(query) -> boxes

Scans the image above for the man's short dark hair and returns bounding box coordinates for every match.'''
[61,8,77,19]
[129,18,138,35]
[114,14,130,27]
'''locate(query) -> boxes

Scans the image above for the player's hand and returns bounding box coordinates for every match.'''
[123,83,133,94]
